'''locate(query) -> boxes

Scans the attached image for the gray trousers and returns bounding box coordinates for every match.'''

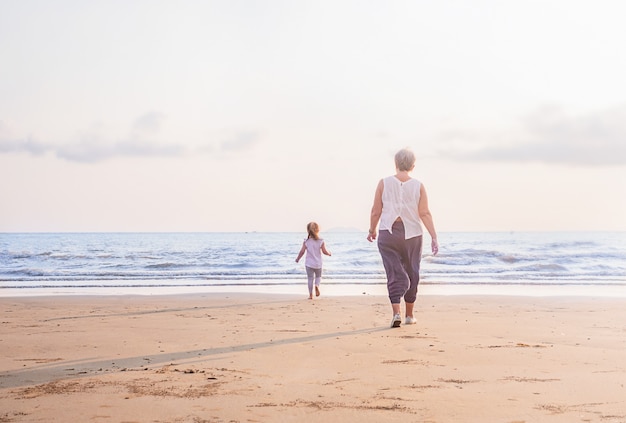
[377,220,423,304]
[305,266,322,294]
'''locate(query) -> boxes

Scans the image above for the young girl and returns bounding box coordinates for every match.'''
[295,222,332,299]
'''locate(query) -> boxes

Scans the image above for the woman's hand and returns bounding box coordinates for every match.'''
[431,238,439,256]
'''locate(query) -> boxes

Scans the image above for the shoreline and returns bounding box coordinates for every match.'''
[2,280,625,298]
[1,292,625,422]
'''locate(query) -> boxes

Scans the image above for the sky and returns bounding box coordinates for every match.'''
[1,0,625,233]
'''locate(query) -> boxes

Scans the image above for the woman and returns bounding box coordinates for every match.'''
[367,148,438,328]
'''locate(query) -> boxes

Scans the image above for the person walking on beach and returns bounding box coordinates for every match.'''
[367,148,438,328]
[295,222,332,299]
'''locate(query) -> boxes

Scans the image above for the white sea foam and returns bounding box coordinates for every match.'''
[1,231,625,296]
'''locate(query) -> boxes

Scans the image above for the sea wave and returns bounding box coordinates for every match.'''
[1,232,625,290]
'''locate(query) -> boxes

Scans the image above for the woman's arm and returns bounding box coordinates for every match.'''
[418,184,439,255]
[367,179,384,242]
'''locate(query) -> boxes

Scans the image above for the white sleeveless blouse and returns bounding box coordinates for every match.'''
[379,176,423,239]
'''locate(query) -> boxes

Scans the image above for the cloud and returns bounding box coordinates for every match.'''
[131,112,166,138]
[0,122,47,155]
[218,131,261,153]
[0,136,50,156]
[0,112,183,163]
[55,139,185,163]
[55,113,185,163]
[0,136,185,163]
[440,105,626,166]
[0,113,261,163]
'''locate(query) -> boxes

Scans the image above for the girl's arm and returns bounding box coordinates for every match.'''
[321,242,331,256]
[295,243,306,262]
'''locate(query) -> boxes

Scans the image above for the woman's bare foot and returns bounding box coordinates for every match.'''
[315,286,320,297]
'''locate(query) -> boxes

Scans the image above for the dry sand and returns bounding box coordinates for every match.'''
[1,293,625,422]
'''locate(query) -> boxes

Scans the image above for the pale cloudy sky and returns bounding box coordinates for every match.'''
[1,0,625,232]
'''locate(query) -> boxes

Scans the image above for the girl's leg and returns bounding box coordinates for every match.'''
[305,266,315,299]
[314,268,322,296]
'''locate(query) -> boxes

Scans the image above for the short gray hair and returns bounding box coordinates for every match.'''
[394,148,415,172]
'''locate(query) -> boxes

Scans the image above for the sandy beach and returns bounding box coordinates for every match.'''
[1,293,625,422]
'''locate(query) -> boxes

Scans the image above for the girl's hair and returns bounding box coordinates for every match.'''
[306,222,320,240]
[395,148,416,172]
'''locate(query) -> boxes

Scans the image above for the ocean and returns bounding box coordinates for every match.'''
[1,232,625,297]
